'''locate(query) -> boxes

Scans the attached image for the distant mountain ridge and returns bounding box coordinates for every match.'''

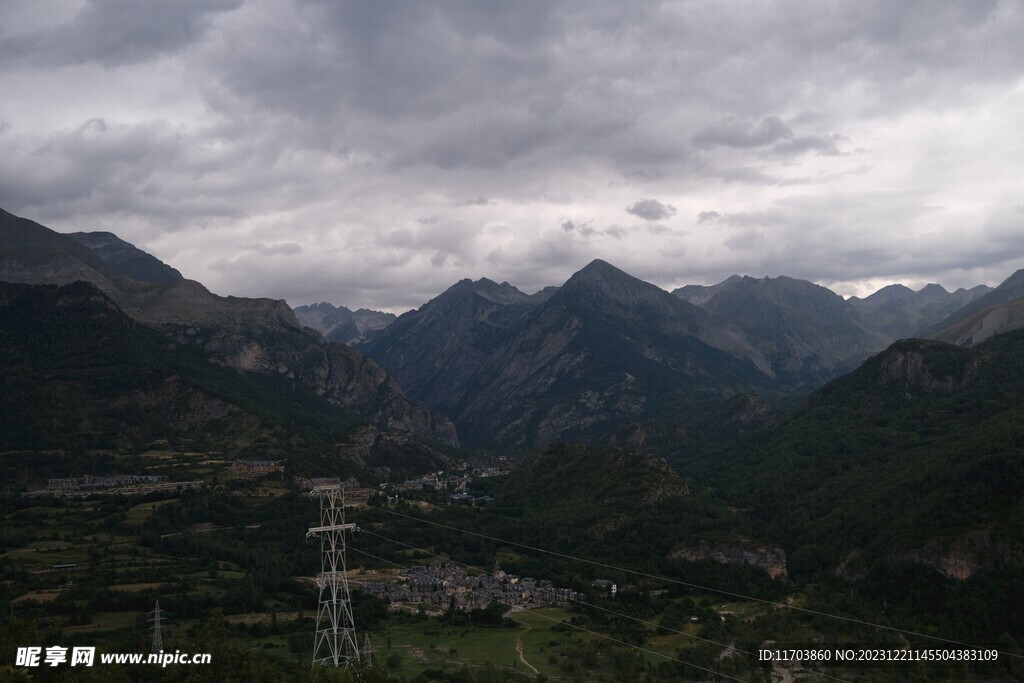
[361,263,1010,450]
[293,301,396,345]
[921,269,1024,345]
[675,275,889,386]
[848,280,993,339]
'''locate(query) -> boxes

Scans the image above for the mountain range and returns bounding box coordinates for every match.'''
[357,260,1016,449]
[360,261,780,449]
[6,205,1023,456]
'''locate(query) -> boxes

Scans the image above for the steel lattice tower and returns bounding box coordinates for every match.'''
[307,485,359,667]
[148,600,164,654]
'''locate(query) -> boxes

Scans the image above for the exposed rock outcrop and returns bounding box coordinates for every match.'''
[901,531,1024,580]
[876,341,980,393]
[670,541,788,579]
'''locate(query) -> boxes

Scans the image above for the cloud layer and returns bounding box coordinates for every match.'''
[2,0,1023,310]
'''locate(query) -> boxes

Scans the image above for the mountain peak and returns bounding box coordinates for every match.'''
[919,283,948,294]
[863,283,915,304]
[997,268,1024,290]
[564,259,637,287]
[469,277,531,304]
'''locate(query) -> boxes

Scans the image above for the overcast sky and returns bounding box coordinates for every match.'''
[2,0,1023,312]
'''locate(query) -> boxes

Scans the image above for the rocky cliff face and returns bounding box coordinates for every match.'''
[670,541,788,579]
[875,340,980,394]
[901,531,1024,580]
[167,326,458,446]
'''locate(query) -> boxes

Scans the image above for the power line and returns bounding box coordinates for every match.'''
[365,503,1023,660]
[359,527,851,683]
[348,546,757,683]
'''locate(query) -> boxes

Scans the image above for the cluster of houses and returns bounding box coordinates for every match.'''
[398,472,472,493]
[359,561,579,611]
[229,459,285,477]
[297,476,375,502]
[397,464,511,494]
[24,475,201,498]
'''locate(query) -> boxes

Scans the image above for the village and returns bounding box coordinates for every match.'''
[357,561,584,613]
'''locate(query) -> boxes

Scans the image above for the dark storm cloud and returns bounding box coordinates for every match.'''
[0,0,242,67]
[626,199,677,222]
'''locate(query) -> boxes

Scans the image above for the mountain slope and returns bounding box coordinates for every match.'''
[359,277,544,418]
[0,280,344,449]
[679,275,889,385]
[364,260,776,449]
[67,231,183,284]
[0,207,131,297]
[0,207,456,446]
[922,269,1024,343]
[927,296,1024,347]
[0,281,454,477]
[685,330,1024,580]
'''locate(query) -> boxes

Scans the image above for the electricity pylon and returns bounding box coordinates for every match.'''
[307,485,359,667]
[149,601,164,654]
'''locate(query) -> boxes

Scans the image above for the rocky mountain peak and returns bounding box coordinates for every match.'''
[561,259,669,306]
[915,282,951,305]
[468,277,532,304]
[868,283,915,302]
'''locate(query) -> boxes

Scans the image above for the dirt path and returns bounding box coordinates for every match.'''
[516,623,539,674]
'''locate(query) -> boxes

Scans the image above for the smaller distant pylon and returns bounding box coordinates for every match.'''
[362,634,375,664]
[148,601,164,654]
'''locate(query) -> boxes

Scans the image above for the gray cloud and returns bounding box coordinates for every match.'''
[626,199,677,222]
[694,116,793,149]
[0,0,242,67]
[252,242,303,256]
[772,134,845,157]
[457,197,495,207]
